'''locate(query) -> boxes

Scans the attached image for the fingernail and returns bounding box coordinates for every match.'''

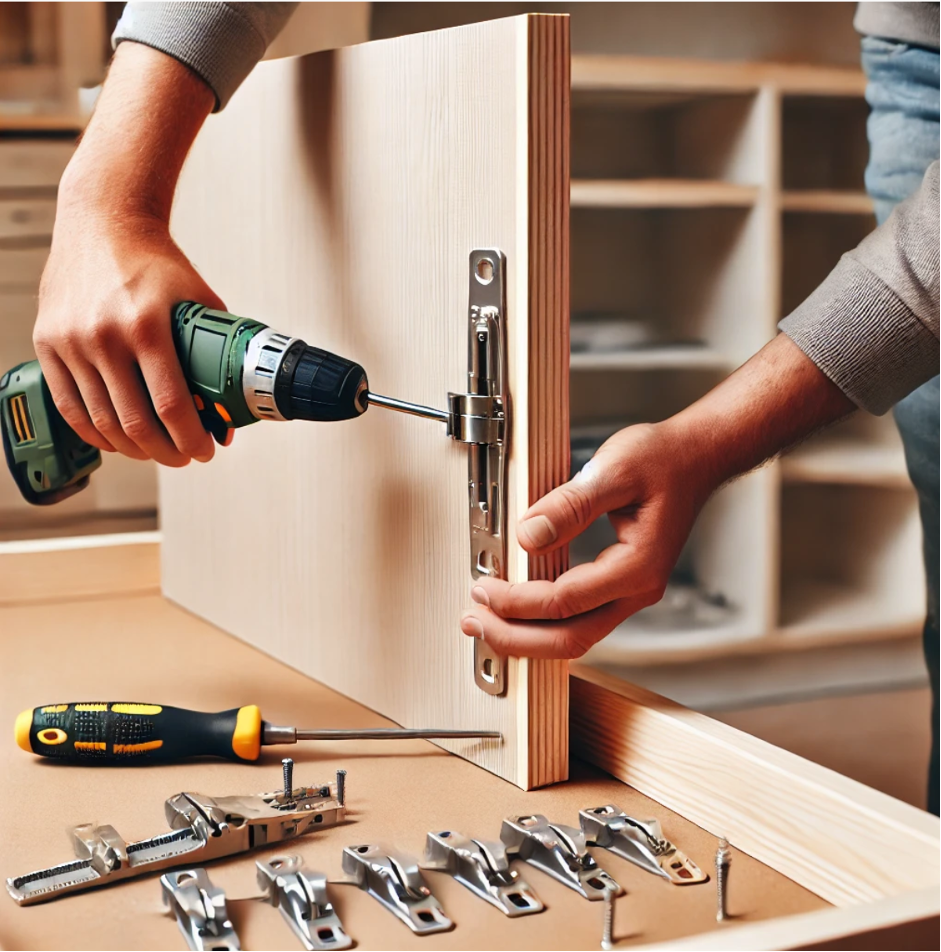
[196,454,213,463]
[471,586,490,608]
[461,614,484,639]
[519,514,557,549]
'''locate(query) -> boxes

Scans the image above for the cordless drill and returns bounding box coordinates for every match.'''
[0,303,371,505]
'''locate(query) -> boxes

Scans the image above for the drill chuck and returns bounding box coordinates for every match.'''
[241,328,367,423]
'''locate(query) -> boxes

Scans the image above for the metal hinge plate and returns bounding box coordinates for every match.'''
[456,249,509,696]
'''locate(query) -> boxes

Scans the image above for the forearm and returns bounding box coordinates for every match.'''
[59,42,214,223]
[663,333,855,496]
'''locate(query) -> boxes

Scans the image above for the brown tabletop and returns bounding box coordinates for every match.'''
[0,594,826,950]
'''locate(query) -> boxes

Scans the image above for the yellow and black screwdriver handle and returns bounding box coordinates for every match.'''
[15,702,264,764]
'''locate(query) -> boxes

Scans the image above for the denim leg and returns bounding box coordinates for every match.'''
[896,380,941,815]
[862,36,940,814]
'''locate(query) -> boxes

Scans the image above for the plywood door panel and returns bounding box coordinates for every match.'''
[163,15,570,788]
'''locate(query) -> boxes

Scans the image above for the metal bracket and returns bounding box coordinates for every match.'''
[161,868,240,952]
[342,844,453,934]
[453,249,509,696]
[421,830,544,917]
[256,855,352,951]
[6,766,347,905]
[580,805,708,885]
[500,814,621,901]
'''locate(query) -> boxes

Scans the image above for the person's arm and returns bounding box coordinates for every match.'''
[33,42,218,465]
[463,161,939,660]
[460,334,855,658]
[780,160,939,415]
[33,2,296,465]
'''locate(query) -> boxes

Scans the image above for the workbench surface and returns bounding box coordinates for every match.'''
[0,593,826,950]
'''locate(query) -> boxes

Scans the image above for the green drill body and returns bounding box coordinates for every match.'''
[1,303,367,505]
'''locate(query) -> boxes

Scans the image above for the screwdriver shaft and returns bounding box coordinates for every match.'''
[263,725,502,744]
[366,391,450,424]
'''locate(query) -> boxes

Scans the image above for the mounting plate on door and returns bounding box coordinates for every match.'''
[455,249,509,696]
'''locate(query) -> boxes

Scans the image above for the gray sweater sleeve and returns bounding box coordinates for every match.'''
[113,2,299,110]
[780,160,940,415]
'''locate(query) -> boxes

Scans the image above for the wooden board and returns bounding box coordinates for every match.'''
[163,15,570,789]
[569,663,940,909]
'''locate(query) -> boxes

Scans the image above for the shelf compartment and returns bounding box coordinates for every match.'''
[782,443,909,488]
[572,89,763,184]
[571,55,866,99]
[782,95,869,191]
[572,178,758,208]
[574,205,768,363]
[781,212,874,317]
[782,413,910,488]
[570,345,729,371]
[779,483,924,637]
[781,190,873,214]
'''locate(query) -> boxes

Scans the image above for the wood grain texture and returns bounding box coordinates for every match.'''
[644,888,938,951]
[164,16,569,789]
[569,664,940,907]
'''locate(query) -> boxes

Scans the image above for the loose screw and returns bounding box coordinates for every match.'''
[336,768,347,806]
[601,883,616,950]
[281,757,294,803]
[715,837,732,922]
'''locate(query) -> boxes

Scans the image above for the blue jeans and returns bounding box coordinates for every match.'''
[862,36,940,815]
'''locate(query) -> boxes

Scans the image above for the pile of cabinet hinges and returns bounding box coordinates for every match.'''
[7,760,718,951]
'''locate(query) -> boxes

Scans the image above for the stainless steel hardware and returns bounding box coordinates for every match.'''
[161,868,240,951]
[580,805,708,885]
[421,830,544,916]
[459,249,509,695]
[500,814,621,901]
[256,855,352,950]
[342,844,453,934]
[6,766,347,905]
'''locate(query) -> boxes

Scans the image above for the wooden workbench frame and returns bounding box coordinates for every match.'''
[3,532,937,950]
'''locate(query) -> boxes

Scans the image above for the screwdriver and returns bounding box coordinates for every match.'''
[15,703,501,765]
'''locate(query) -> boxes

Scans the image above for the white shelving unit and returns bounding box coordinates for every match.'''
[568,55,925,669]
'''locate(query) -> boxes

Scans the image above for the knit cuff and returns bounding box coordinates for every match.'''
[780,254,939,415]
[113,2,286,111]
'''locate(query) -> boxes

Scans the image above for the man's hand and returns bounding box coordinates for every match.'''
[35,209,222,465]
[461,334,856,659]
[459,422,711,659]
[33,42,220,466]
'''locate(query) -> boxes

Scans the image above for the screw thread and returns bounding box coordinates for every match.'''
[336,768,347,806]
[601,886,615,950]
[281,757,294,802]
[715,837,731,922]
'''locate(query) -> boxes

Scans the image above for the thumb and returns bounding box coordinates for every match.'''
[517,458,627,554]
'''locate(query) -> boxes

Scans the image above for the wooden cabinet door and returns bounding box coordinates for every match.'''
[163,14,570,788]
